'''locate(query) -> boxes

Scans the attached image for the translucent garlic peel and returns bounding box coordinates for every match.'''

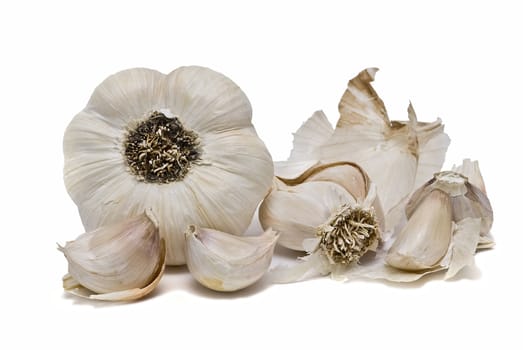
[185,226,279,292]
[59,212,166,301]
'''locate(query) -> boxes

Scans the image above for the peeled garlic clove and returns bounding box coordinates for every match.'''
[259,178,358,250]
[58,210,165,301]
[386,189,453,271]
[185,225,279,292]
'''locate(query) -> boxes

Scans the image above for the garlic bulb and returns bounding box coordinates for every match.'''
[58,211,165,301]
[63,66,273,265]
[185,225,279,292]
[260,161,384,251]
[340,159,493,282]
[265,164,383,283]
[278,68,450,230]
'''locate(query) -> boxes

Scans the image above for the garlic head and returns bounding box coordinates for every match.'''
[63,66,273,265]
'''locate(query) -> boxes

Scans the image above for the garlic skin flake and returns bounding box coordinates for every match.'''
[58,211,165,301]
[185,226,279,292]
[260,161,384,251]
[63,66,273,265]
[279,68,450,230]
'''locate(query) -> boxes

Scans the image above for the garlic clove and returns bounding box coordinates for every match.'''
[259,179,357,250]
[58,210,165,301]
[185,225,279,292]
[407,164,494,249]
[386,189,453,271]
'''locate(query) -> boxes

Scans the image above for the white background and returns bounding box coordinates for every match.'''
[1,1,521,349]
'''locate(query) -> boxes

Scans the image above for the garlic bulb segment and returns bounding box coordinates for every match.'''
[185,226,279,292]
[260,162,383,251]
[386,189,453,271]
[58,211,165,301]
[269,183,381,283]
[63,66,273,265]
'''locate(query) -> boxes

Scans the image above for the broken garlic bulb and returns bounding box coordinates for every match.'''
[259,161,384,251]
[265,165,383,283]
[185,226,279,292]
[58,211,165,301]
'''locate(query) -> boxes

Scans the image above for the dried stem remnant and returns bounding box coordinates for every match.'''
[317,204,379,265]
[124,111,201,183]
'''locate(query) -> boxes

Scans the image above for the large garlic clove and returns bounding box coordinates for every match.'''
[386,189,453,271]
[58,210,165,301]
[185,226,279,292]
[407,164,493,249]
[259,177,359,251]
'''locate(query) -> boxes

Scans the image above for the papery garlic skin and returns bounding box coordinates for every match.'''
[63,66,273,265]
[58,211,165,301]
[279,68,450,230]
[185,226,279,292]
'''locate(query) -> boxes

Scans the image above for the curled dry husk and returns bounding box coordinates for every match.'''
[277,68,450,230]
[265,162,384,283]
[185,226,279,291]
[260,161,384,251]
[58,210,165,301]
[341,159,493,282]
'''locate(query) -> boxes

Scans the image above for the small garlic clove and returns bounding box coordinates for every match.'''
[185,225,279,292]
[386,189,453,271]
[58,210,165,301]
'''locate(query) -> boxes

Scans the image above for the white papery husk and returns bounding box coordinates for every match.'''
[59,211,165,301]
[259,161,384,251]
[185,226,279,292]
[276,68,450,231]
[329,159,493,283]
[269,182,382,283]
[64,66,273,265]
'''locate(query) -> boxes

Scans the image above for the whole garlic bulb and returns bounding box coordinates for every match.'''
[63,66,273,265]
[58,211,165,301]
